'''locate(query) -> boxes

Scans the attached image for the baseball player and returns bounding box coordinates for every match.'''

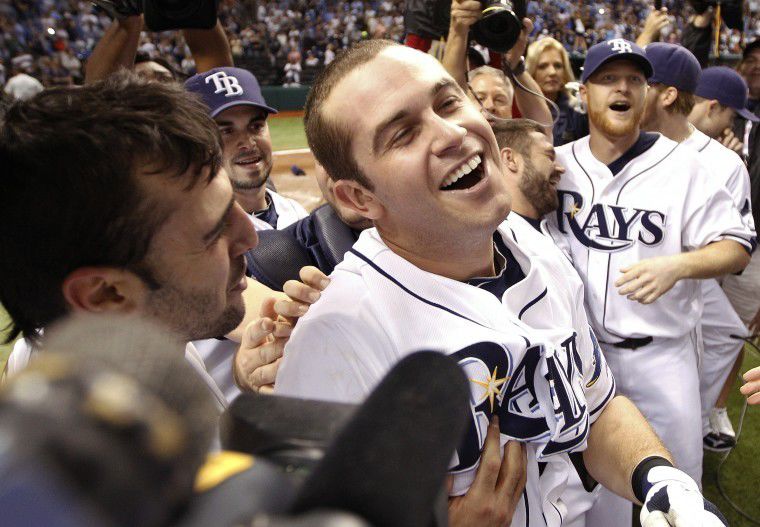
[551,39,752,525]
[639,45,756,452]
[273,39,729,527]
[185,67,307,231]
[184,67,308,402]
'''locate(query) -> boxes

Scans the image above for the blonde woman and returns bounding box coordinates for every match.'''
[525,37,588,145]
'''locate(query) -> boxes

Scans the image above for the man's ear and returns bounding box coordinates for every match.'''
[500,147,520,174]
[333,179,384,221]
[578,83,588,108]
[706,99,721,118]
[61,267,147,316]
[660,86,678,109]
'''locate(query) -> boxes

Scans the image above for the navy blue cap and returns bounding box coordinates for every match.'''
[581,39,653,83]
[185,67,277,117]
[695,67,759,123]
[646,43,701,93]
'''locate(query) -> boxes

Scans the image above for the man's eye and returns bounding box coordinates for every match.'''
[220,128,233,135]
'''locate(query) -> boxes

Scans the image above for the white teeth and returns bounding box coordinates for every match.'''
[441,154,482,189]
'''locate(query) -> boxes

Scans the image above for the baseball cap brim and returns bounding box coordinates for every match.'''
[209,100,278,118]
[582,53,653,83]
[736,106,760,123]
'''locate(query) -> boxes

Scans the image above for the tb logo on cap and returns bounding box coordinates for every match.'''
[205,71,243,97]
[609,39,633,54]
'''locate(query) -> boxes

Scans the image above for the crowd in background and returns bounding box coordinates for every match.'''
[0,0,759,88]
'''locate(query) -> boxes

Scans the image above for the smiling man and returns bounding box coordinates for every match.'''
[551,39,752,526]
[185,67,307,231]
[273,40,729,527]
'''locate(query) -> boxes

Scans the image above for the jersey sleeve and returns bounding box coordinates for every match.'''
[275,312,393,404]
[682,168,756,254]
[725,158,757,243]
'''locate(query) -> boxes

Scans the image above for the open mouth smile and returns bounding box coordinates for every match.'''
[440,154,484,191]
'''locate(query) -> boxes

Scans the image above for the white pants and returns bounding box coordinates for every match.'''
[584,334,702,527]
[699,279,747,433]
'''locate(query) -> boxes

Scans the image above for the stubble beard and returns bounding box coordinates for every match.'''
[519,157,559,218]
[588,100,643,138]
[142,260,247,341]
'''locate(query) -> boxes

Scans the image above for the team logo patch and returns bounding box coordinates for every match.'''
[205,71,244,97]
[449,337,589,473]
[556,190,667,252]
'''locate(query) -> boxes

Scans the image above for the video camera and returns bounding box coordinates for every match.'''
[143,0,218,32]
[470,0,526,53]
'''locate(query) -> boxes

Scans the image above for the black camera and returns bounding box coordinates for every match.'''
[144,0,219,32]
[470,0,526,53]
[688,0,744,30]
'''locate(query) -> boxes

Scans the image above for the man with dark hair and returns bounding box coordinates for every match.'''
[271,39,729,527]
[0,72,259,407]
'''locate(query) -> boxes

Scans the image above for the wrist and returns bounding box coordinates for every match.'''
[631,456,673,503]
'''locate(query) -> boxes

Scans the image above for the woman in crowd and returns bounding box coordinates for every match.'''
[525,37,588,145]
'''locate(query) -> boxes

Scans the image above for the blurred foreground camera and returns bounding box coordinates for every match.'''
[144,0,218,31]
[471,0,526,53]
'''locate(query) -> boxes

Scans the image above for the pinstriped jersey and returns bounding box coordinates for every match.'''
[276,214,615,527]
[550,134,754,343]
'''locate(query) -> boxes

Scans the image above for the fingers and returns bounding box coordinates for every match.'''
[471,416,502,490]
[640,510,671,527]
[742,366,760,382]
[258,296,278,320]
[614,268,639,287]
[242,316,275,349]
[274,296,310,320]
[283,278,322,305]
[496,440,527,498]
[299,265,331,291]
[617,275,646,295]
[252,357,283,389]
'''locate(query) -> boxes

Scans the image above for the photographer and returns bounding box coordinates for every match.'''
[441,0,551,132]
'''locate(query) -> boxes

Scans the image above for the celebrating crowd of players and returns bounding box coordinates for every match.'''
[3,1,760,526]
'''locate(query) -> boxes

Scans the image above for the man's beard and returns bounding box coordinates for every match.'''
[141,258,246,341]
[588,100,643,138]
[519,157,560,218]
[227,158,272,191]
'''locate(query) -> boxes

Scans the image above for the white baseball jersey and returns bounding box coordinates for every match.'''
[682,126,755,237]
[195,189,308,403]
[276,215,615,527]
[551,134,754,343]
[250,189,309,231]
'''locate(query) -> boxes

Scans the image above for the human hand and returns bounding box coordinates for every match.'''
[233,267,330,392]
[448,417,527,527]
[450,0,482,34]
[640,466,728,526]
[275,266,330,324]
[641,8,669,41]
[506,17,533,70]
[615,255,683,304]
[740,366,760,405]
[719,128,743,155]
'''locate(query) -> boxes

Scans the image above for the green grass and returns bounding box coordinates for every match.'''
[269,115,308,151]
[702,349,760,527]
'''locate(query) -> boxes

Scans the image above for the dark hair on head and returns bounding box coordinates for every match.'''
[304,39,399,190]
[0,71,222,342]
[491,118,546,156]
[134,52,180,81]
[649,83,696,117]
